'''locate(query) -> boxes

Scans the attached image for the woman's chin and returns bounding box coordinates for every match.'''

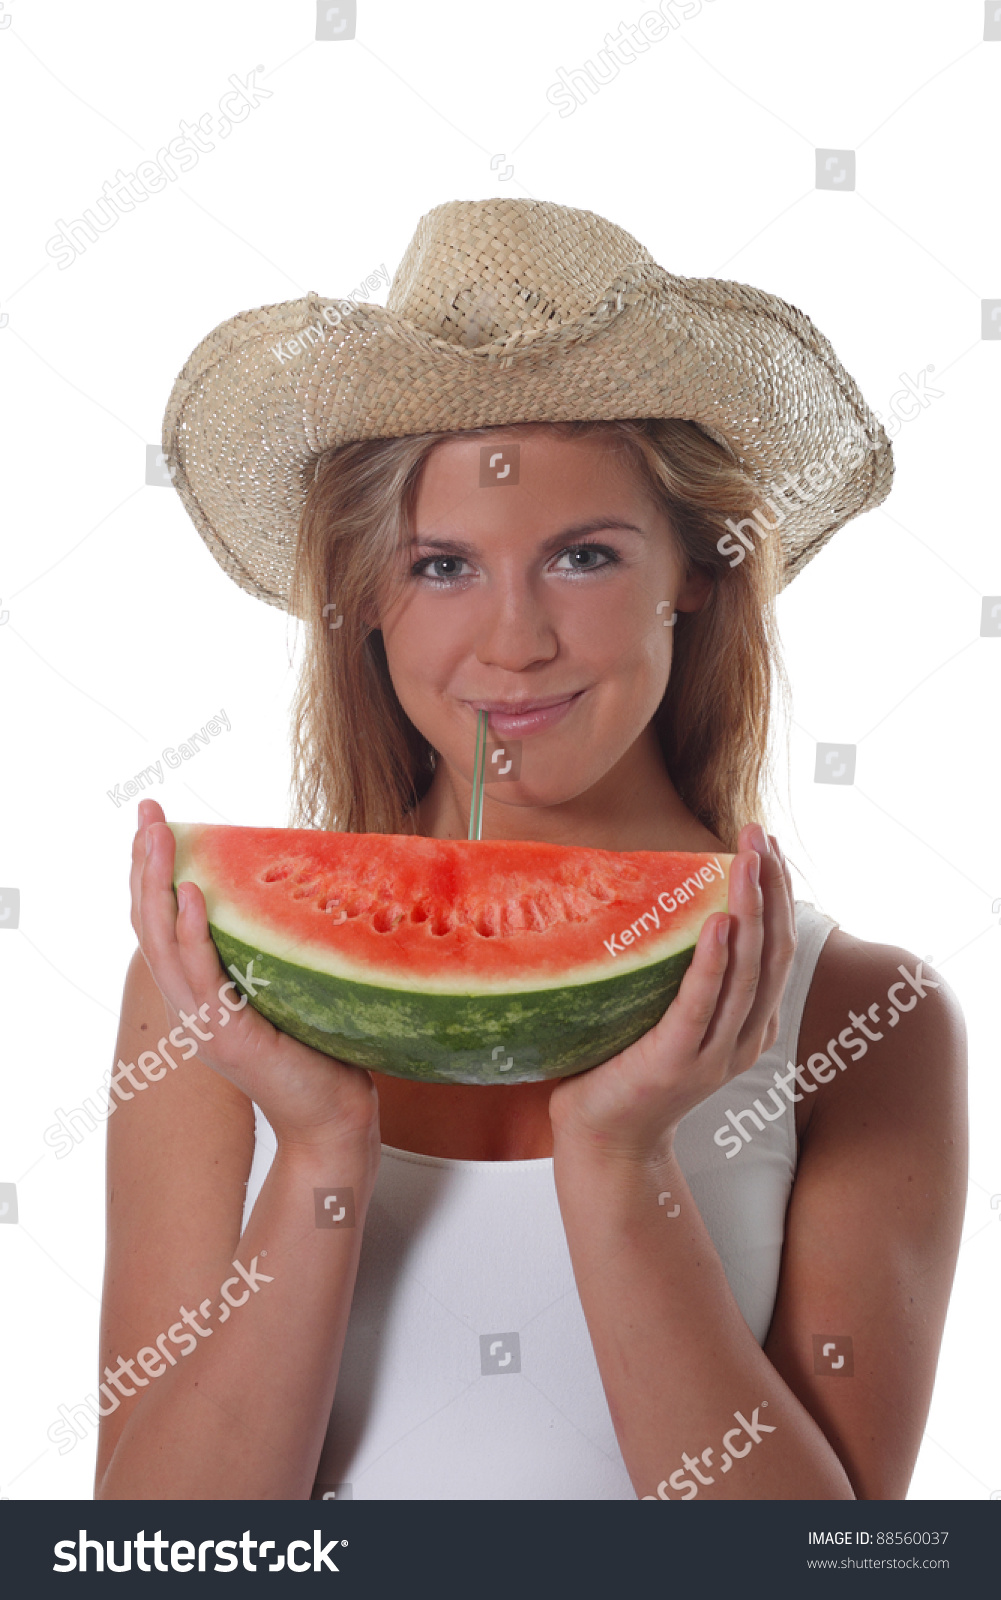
[477,778,604,818]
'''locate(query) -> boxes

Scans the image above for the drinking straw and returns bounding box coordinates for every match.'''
[468,709,488,841]
[475,726,487,841]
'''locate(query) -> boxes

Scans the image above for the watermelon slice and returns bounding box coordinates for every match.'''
[168,824,733,1085]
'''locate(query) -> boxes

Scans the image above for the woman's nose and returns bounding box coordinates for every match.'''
[473,586,558,672]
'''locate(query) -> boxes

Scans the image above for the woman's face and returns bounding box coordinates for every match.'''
[376,427,709,812]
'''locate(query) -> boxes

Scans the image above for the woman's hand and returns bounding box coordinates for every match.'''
[131,800,380,1151]
[548,824,796,1162]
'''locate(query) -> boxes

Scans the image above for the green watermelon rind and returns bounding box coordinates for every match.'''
[210,924,697,1085]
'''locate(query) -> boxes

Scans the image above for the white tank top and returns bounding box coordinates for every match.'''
[242,899,836,1500]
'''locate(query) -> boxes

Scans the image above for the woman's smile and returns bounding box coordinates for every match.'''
[463,689,588,737]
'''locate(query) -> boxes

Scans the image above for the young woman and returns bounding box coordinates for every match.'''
[95,200,966,1501]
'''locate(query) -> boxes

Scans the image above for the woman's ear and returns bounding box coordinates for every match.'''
[674,567,714,616]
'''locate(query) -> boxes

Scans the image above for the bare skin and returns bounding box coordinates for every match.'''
[97,425,966,1501]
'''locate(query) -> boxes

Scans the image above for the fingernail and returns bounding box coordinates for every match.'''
[748,851,760,888]
[749,824,769,856]
[717,916,730,945]
[145,830,153,857]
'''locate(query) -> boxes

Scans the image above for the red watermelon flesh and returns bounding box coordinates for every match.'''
[169,824,733,1084]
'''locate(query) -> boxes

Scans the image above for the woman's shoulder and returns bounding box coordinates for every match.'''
[793,918,967,1145]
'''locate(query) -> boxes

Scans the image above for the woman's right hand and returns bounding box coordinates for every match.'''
[131,799,380,1151]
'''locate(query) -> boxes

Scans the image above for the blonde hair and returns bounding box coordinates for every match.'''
[288,419,788,851]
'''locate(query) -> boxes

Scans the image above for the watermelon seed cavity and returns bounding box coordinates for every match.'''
[258,851,640,945]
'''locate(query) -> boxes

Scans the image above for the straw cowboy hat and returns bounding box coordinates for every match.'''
[162,196,893,612]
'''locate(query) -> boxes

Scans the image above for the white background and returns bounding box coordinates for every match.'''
[0,0,997,1500]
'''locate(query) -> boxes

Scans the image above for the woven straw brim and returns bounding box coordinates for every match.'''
[162,207,892,614]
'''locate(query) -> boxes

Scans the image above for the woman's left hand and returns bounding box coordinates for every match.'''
[548,825,797,1162]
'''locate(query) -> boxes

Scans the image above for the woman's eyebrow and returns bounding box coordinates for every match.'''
[410,517,647,554]
[545,517,647,546]
[409,535,477,555]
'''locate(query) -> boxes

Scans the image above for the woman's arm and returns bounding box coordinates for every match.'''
[762,932,967,1499]
[550,836,966,1500]
[96,806,382,1499]
[96,953,380,1500]
[554,1144,854,1497]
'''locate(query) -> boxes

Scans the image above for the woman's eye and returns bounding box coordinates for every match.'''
[553,545,616,573]
[412,555,473,582]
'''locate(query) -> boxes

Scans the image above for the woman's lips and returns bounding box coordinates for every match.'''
[467,691,586,737]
